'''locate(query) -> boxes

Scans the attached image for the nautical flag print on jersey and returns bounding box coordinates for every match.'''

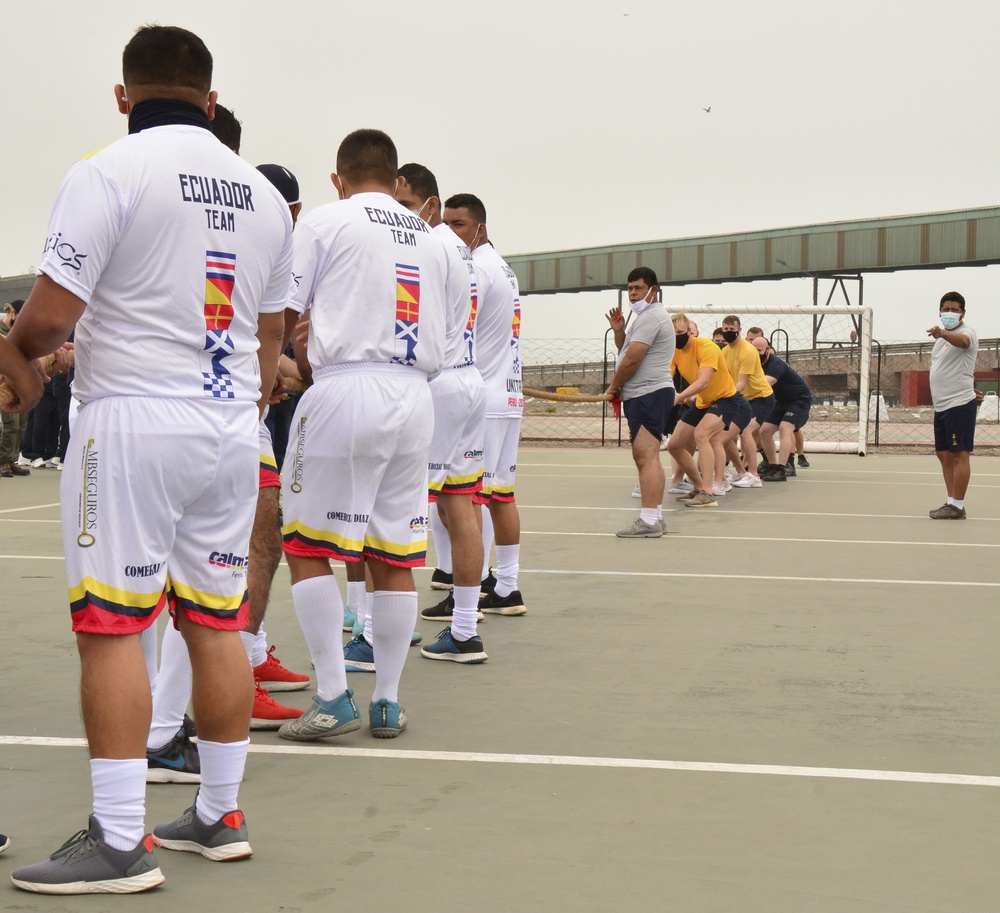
[392,263,421,366]
[462,281,479,365]
[202,250,237,398]
[510,297,521,375]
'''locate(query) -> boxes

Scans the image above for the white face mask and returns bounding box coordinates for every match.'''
[467,223,482,252]
[939,312,962,330]
[628,288,655,315]
[409,198,431,218]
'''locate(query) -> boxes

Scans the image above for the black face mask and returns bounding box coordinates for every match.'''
[716,341,726,349]
[722,330,739,343]
[675,333,690,350]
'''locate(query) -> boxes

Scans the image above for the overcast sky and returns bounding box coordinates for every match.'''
[2,0,998,345]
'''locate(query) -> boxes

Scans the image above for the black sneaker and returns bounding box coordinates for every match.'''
[757,459,770,475]
[761,464,787,482]
[0,832,9,854]
[420,593,485,621]
[429,568,454,590]
[181,713,197,740]
[10,816,164,895]
[797,455,810,468]
[480,568,497,598]
[784,459,797,477]
[147,728,201,784]
[154,797,252,861]
[478,588,527,616]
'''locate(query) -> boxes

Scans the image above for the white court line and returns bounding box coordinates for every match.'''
[0,502,60,515]
[525,504,1000,521]
[0,736,995,788]
[520,531,1000,549]
[0,519,61,524]
[523,472,999,489]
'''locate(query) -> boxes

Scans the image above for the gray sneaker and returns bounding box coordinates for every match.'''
[667,480,694,494]
[10,816,163,895]
[278,688,362,741]
[684,491,718,508]
[153,798,252,861]
[615,518,664,538]
[929,503,967,520]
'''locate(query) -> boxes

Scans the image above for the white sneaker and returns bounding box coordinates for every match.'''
[711,482,729,496]
[16,454,31,467]
[44,457,62,469]
[667,480,694,494]
[631,483,642,499]
[30,457,45,469]
[732,473,763,489]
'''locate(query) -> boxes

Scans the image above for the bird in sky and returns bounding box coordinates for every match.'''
[702,106,712,113]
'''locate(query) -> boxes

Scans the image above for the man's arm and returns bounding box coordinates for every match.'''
[0,336,45,413]
[926,325,971,349]
[256,311,285,421]
[605,306,625,352]
[606,341,649,397]
[674,365,715,405]
[8,274,86,362]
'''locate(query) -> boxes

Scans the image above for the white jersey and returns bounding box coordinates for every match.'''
[473,243,522,416]
[433,222,480,369]
[38,124,294,405]
[290,192,447,375]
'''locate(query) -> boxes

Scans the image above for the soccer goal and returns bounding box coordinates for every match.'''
[675,304,874,455]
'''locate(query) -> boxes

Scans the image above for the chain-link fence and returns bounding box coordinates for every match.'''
[520,335,1000,449]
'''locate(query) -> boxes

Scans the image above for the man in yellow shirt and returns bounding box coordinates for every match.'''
[721,315,774,488]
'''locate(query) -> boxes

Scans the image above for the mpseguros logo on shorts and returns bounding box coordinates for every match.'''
[290,416,306,493]
[77,438,99,548]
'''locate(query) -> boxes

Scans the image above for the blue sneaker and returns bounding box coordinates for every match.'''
[278,688,362,741]
[343,635,375,672]
[342,605,357,633]
[411,629,422,646]
[420,627,488,664]
[369,698,407,738]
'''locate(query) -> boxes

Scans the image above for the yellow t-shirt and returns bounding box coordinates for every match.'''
[724,337,773,401]
[671,337,737,409]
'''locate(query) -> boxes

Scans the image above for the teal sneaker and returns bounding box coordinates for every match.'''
[369,698,407,738]
[420,626,488,664]
[342,605,357,633]
[278,688,362,741]
[343,635,375,673]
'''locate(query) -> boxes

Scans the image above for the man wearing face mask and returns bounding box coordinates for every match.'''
[722,315,773,488]
[605,267,675,536]
[927,291,978,519]
[752,336,812,481]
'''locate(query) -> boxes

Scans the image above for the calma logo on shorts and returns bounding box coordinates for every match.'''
[464,449,484,460]
[77,438,99,547]
[410,515,428,531]
[209,551,249,570]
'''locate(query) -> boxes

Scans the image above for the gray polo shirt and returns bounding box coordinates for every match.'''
[929,324,978,412]
[617,305,675,400]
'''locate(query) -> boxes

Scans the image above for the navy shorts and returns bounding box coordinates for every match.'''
[731,394,753,432]
[749,393,775,425]
[680,394,740,430]
[766,398,811,431]
[934,398,977,452]
[624,387,675,443]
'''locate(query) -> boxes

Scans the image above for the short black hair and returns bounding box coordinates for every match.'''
[443,193,487,224]
[211,104,242,153]
[940,291,966,312]
[627,266,658,289]
[122,25,213,93]
[337,129,397,186]
[397,163,439,203]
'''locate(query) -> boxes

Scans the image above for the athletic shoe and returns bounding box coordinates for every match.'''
[252,645,310,692]
[343,634,375,672]
[369,698,407,738]
[430,568,454,590]
[411,630,422,646]
[785,459,797,477]
[797,454,810,468]
[251,680,303,730]
[761,465,787,482]
[16,454,31,467]
[0,833,10,854]
[278,688,362,741]
[44,457,62,469]
[181,713,197,740]
[146,728,200,784]
[342,605,357,633]
[478,589,527,616]
[711,482,729,496]
[615,517,664,538]
[929,503,967,520]
[631,483,642,498]
[757,459,770,475]
[667,480,694,494]
[30,457,46,469]
[153,799,252,861]
[421,626,489,663]
[10,816,163,895]
[731,473,763,489]
[420,594,485,622]
[480,569,497,598]
[684,491,718,508]
[675,489,700,502]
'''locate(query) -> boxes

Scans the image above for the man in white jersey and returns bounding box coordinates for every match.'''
[279,130,447,740]
[6,26,293,894]
[443,195,527,617]
[390,164,489,663]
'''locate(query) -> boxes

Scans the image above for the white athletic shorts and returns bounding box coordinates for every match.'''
[62,396,258,635]
[281,363,433,567]
[476,415,522,503]
[427,366,486,501]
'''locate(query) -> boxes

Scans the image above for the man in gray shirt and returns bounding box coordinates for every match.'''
[927,291,978,519]
[605,267,675,537]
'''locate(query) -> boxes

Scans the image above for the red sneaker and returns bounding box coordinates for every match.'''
[252,645,311,692]
[251,680,304,730]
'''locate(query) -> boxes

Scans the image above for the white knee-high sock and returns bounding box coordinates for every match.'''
[480,508,495,579]
[371,590,417,704]
[147,622,191,750]
[451,586,480,641]
[292,576,346,701]
[494,544,520,598]
[347,580,367,625]
[430,501,452,574]
[195,738,249,824]
[141,624,159,696]
[91,758,147,850]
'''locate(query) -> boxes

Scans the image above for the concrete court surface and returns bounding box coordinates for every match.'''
[1,449,998,912]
